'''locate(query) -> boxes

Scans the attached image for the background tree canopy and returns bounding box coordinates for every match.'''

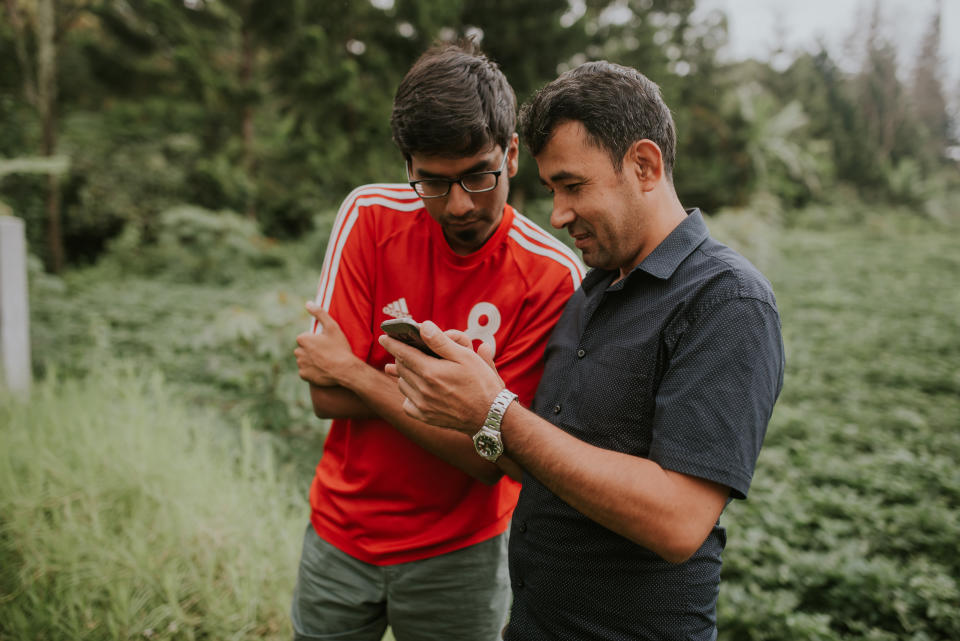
[1,0,957,271]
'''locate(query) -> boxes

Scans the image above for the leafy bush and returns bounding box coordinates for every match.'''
[103,205,286,284]
[47,105,210,266]
[29,263,321,441]
[0,363,307,640]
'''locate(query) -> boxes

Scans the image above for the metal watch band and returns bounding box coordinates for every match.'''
[472,389,517,462]
[484,389,518,433]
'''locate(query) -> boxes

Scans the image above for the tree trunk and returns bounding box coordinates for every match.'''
[240,25,256,221]
[38,0,64,272]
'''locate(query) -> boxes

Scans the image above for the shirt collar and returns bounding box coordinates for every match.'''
[580,266,614,295]
[632,208,709,281]
[579,208,710,294]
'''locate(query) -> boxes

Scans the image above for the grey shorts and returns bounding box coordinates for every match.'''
[290,524,510,641]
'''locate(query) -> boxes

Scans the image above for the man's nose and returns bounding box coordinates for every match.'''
[445,182,475,216]
[549,197,575,229]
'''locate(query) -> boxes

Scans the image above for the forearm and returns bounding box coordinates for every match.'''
[339,361,505,485]
[497,455,523,482]
[379,322,726,558]
[309,384,377,419]
[501,404,727,563]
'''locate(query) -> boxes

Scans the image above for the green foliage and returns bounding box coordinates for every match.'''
[708,208,960,640]
[0,363,305,640]
[733,82,833,206]
[102,205,285,284]
[28,246,320,441]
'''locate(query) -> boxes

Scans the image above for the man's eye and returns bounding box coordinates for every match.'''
[461,173,497,190]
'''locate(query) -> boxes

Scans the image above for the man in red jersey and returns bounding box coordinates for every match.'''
[290,41,583,641]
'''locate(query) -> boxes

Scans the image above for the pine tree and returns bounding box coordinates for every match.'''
[911,0,951,162]
[857,0,904,161]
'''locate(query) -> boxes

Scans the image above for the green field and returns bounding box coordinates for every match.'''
[2,206,958,640]
[711,210,960,639]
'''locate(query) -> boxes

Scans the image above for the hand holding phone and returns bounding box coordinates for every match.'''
[380,318,440,357]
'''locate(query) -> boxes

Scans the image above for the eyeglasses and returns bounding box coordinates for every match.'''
[406,152,508,199]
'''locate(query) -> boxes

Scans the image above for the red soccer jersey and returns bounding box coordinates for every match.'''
[309,183,584,565]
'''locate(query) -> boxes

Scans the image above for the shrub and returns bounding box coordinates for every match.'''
[104,205,286,284]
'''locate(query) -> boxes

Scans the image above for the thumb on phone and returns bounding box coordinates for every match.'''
[419,320,469,362]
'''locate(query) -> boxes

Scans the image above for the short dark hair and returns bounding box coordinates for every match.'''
[391,40,516,159]
[519,61,676,177]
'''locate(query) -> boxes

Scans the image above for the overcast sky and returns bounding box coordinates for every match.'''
[693,0,959,88]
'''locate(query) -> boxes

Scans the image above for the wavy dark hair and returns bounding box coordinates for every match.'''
[519,61,676,178]
[391,40,516,159]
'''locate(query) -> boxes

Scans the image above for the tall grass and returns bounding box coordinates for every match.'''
[0,363,306,640]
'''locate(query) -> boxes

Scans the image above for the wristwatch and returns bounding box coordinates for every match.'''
[473,389,517,462]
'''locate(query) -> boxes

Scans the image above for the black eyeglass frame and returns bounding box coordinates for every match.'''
[406,151,508,199]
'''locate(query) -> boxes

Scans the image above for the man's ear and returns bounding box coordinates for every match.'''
[626,139,664,192]
[507,133,520,178]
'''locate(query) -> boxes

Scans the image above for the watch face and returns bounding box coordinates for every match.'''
[473,432,503,460]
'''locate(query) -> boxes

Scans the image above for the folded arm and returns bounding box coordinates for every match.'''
[296,303,510,485]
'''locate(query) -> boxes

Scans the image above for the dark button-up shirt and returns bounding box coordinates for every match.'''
[506,209,785,641]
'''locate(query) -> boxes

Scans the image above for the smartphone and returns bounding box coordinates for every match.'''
[380,318,440,357]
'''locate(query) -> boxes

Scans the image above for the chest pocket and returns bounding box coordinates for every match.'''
[568,343,657,454]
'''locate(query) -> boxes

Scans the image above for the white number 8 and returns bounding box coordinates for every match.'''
[464,302,501,357]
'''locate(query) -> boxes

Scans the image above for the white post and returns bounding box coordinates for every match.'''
[0,215,31,395]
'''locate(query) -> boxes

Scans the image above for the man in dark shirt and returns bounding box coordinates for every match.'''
[380,60,785,640]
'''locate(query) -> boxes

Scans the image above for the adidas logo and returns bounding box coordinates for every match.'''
[382,297,411,319]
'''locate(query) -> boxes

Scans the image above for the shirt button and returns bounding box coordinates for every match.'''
[518,521,527,533]
[516,579,524,589]
[553,404,561,414]
[577,349,585,358]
